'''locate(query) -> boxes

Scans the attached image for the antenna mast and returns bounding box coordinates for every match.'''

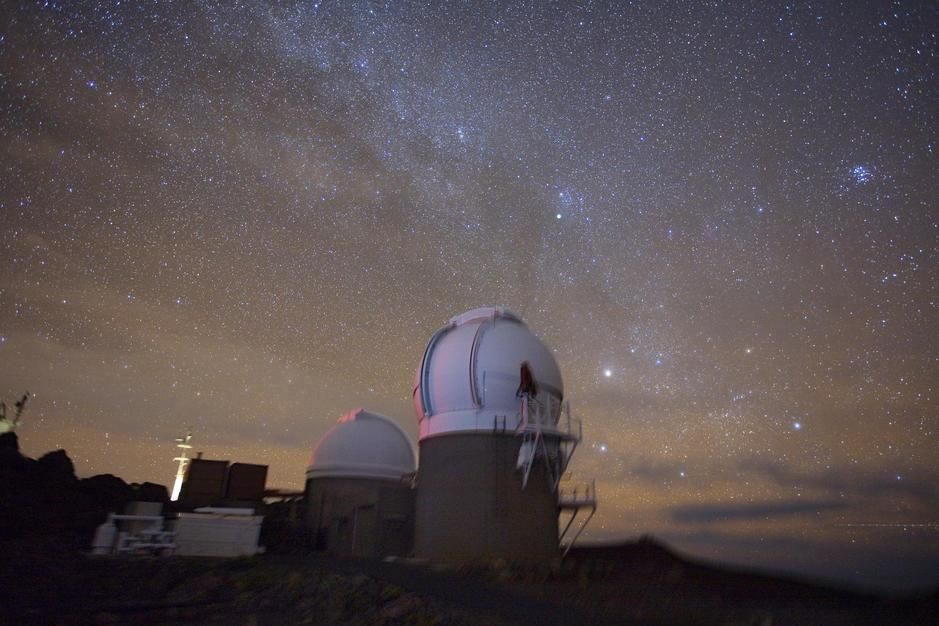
[0,391,30,434]
[170,430,193,502]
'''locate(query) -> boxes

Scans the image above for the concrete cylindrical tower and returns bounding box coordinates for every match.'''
[413,306,565,562]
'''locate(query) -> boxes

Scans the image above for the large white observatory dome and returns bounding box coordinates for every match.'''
[412,306,564,440]
[306,408,416,480]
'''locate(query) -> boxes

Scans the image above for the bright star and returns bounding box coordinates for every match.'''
[850,165,872,184]
[603,368,612,378]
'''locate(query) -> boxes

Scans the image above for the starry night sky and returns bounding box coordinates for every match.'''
[2,1,937,589]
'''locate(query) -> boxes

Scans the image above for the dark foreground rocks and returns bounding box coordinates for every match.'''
[2,543,936,626]
[0,546,511,625]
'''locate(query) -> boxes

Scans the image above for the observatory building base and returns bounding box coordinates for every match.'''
[415,433,559,563]
[306,477,414,559]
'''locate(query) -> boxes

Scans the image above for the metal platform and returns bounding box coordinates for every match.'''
[512,397,598,556]
[516,397,582,490]
[558,480,598,557]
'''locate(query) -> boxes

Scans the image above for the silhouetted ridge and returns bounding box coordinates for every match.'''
[0,442,167,547]
[0,431,20,452]
[570,535,681,561]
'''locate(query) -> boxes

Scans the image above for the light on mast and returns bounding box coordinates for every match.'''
[171,431,193,502]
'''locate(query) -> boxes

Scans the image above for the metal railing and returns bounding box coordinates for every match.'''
[91,513,176,555]
[516,398,583,490]
[558,479,597,508]
[558,479,597,558]
[517,396,582,440]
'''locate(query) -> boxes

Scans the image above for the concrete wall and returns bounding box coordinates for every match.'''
[305,476,414,559]
[415,433,559,563]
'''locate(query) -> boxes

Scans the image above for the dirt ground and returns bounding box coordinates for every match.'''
[2,539,935,625]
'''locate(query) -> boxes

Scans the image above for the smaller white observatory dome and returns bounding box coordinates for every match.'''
[413,306,564,439]
[306,408,416,481]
